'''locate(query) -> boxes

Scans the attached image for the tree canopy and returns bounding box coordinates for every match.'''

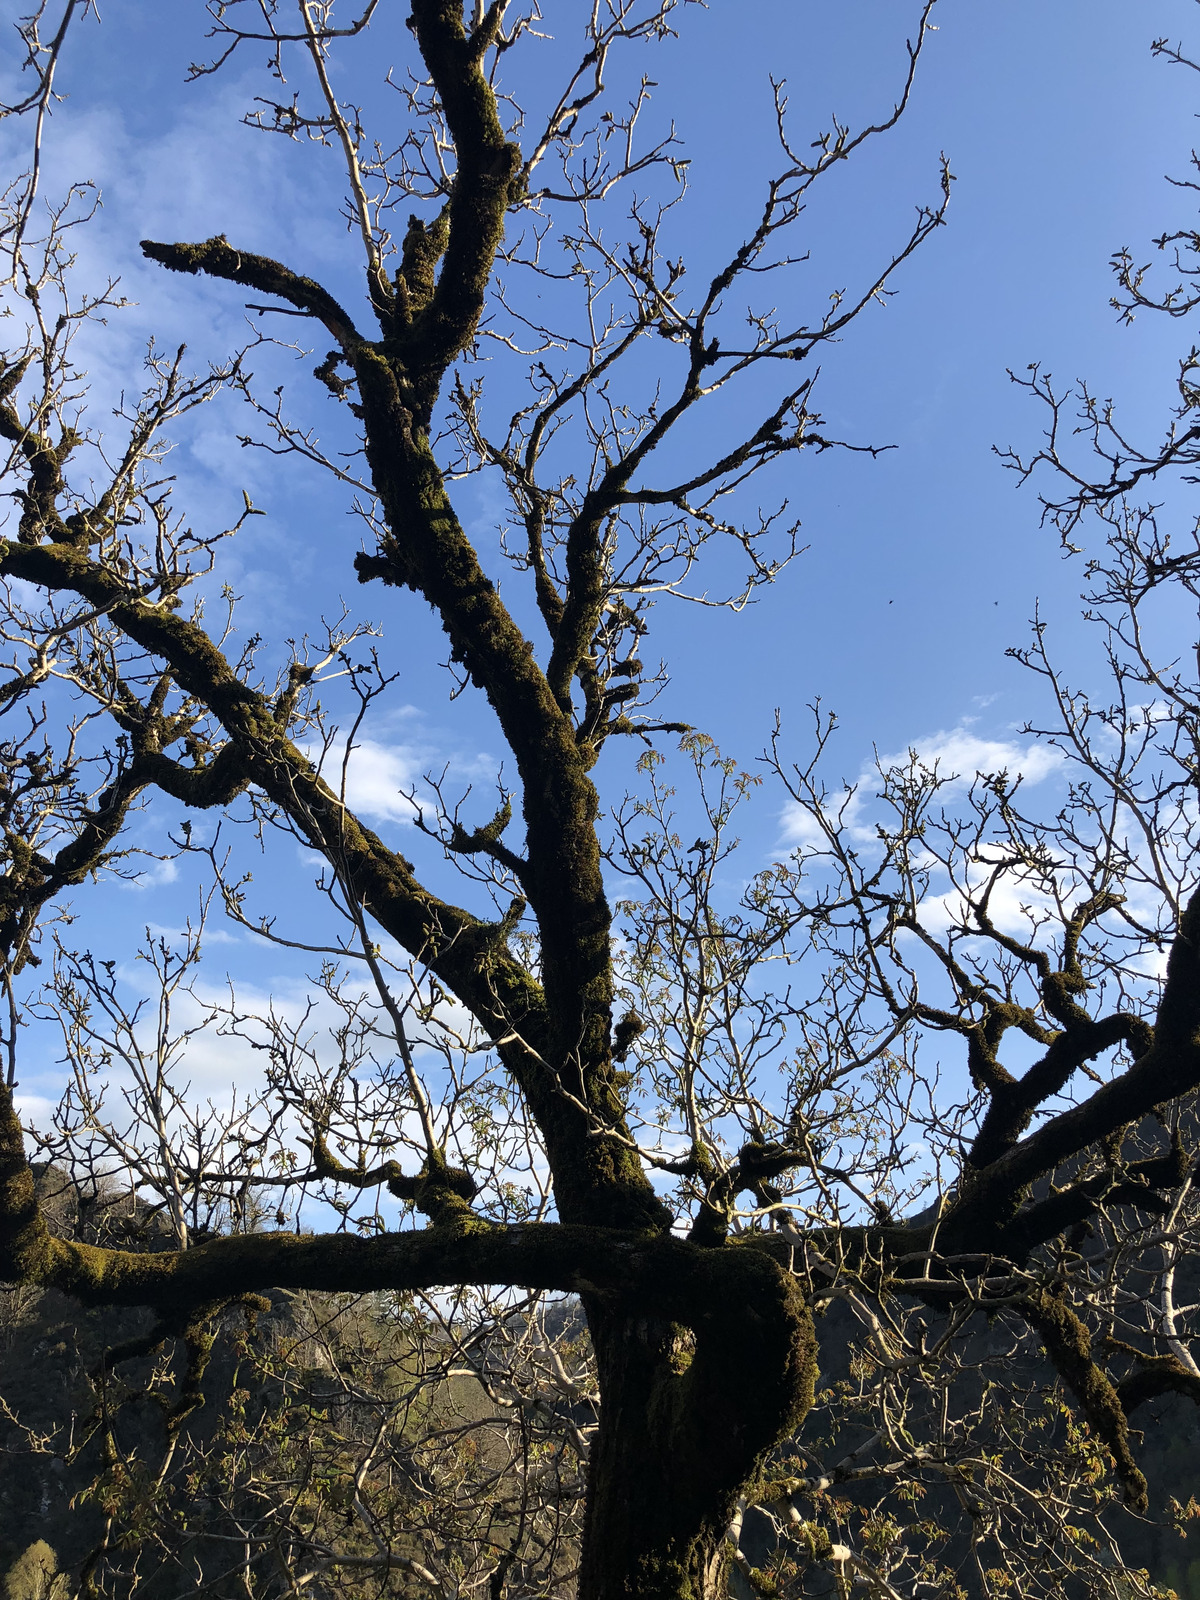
[3,4,1200,1598]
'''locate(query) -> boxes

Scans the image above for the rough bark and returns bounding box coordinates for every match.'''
[580,1253,817,1600]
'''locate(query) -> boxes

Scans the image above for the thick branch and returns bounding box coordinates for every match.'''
[400,0,523,415]
[1115,1352,1200,1414]
[944,886,1200,1244]
[969,1010,1157,1170]
[140,237,363,349]
[997,1148,1188,1259]
[1017,1288,1147,1510]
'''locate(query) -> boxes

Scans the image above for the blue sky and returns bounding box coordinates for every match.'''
[2,0,1198,1134]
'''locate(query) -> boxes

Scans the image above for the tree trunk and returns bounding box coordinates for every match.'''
[578,1249,817,1600]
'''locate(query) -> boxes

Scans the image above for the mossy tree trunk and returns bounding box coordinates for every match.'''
[580,1266,817,1600]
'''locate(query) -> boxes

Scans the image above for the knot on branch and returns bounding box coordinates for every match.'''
[354,546,417,592]
[314,349,354,400]
[395,209,451,323]
[737,1140,799,1181]
[448,796,512,855]
[388,1152,480,1228]
[612,1010,645,1064]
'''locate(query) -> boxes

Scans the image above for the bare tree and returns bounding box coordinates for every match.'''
[3,3,1200,1597]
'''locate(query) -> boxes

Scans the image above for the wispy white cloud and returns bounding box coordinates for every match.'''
[779,783,869,850]
[886,724,1060,789]
[311,733,425,825]
[909,857,1058,941]
[779,720,1061,849]
[116,854,180,893]
[13,1092,57,1126]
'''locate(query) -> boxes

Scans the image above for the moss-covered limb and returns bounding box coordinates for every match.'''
[743,1141,1187,1304]
[351,394,661,1225]
[0,1080,67,1288]
[446,795,528,879]
[995,1146,1189,1259]
[139,237,363,350]
[0,352,31,405]
[1,1108,785,1349]
[489,331,644,661]
[0,677,247,975]
[540,406,725,717]
[307,1125,411,1195]
[358,427,584,803]
[543,497,610,717]
[163,1303,227,1434]
[392,208,450,333]
[939,887,1200,1247]
[90,1322,170,1379]
[0,754,157,973]
[399,0,522,423]
[1111,1351,1200,1413]
[0,390,73,545]
[967,1008,1155,1171]
[349,392,589,797]
[764,1143,1190,1295]
[0,537,608,1177]
[0,537,531,1014]
[1017,1288,1148,1511]
[131,744,248,811]
[969,886,1125,1036]
[308,1126,479,1225]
